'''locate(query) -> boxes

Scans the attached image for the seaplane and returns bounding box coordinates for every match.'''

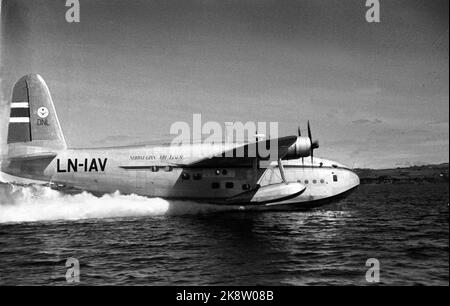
[0,74,359,210]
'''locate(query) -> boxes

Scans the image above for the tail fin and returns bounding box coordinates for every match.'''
[7,74,66,150]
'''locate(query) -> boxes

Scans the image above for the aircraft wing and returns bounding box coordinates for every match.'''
[184,135,297,168]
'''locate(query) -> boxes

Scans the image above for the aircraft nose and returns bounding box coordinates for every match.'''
[348,169,360,189]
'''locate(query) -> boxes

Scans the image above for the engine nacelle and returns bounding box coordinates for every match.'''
[285,136,311,159]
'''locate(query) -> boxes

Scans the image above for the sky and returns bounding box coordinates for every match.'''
[0,0,448,168]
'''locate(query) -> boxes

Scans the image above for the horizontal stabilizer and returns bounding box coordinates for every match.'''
[7,152,57,161]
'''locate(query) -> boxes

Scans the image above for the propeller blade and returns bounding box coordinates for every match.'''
[308,121,313,164]
[307,120,312,141]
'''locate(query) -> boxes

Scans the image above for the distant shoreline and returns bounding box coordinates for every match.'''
[354,163,449,184]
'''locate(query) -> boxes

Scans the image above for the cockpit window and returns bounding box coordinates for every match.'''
[242,184,251,190]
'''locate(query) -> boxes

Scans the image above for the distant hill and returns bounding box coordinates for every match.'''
[354,163,449,184]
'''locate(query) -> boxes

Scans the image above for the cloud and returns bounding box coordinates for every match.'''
[94,135,140,145]
[352,118,383,125]
[427,119,449,128]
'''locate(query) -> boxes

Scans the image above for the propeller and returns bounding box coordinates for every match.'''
[298,125,304,166]
[307,121,319,164]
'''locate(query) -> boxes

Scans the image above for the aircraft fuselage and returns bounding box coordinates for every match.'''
[2,144,360,210]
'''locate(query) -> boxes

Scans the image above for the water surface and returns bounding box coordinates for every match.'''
[0,183,448,285]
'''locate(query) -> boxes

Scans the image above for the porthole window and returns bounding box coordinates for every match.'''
[151,166,158,172]
[333,175,338,182]
[222,169,228,175]
[320,179,325,184]
[215,169,221,175]
[242,184,251,190]
[304,180,309,184]
[211,182,220,189]
[225,182,234,189]
[313,180,317,184]
[193,173,202,180]
[164,166,173,172]
[181,173,190,180]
